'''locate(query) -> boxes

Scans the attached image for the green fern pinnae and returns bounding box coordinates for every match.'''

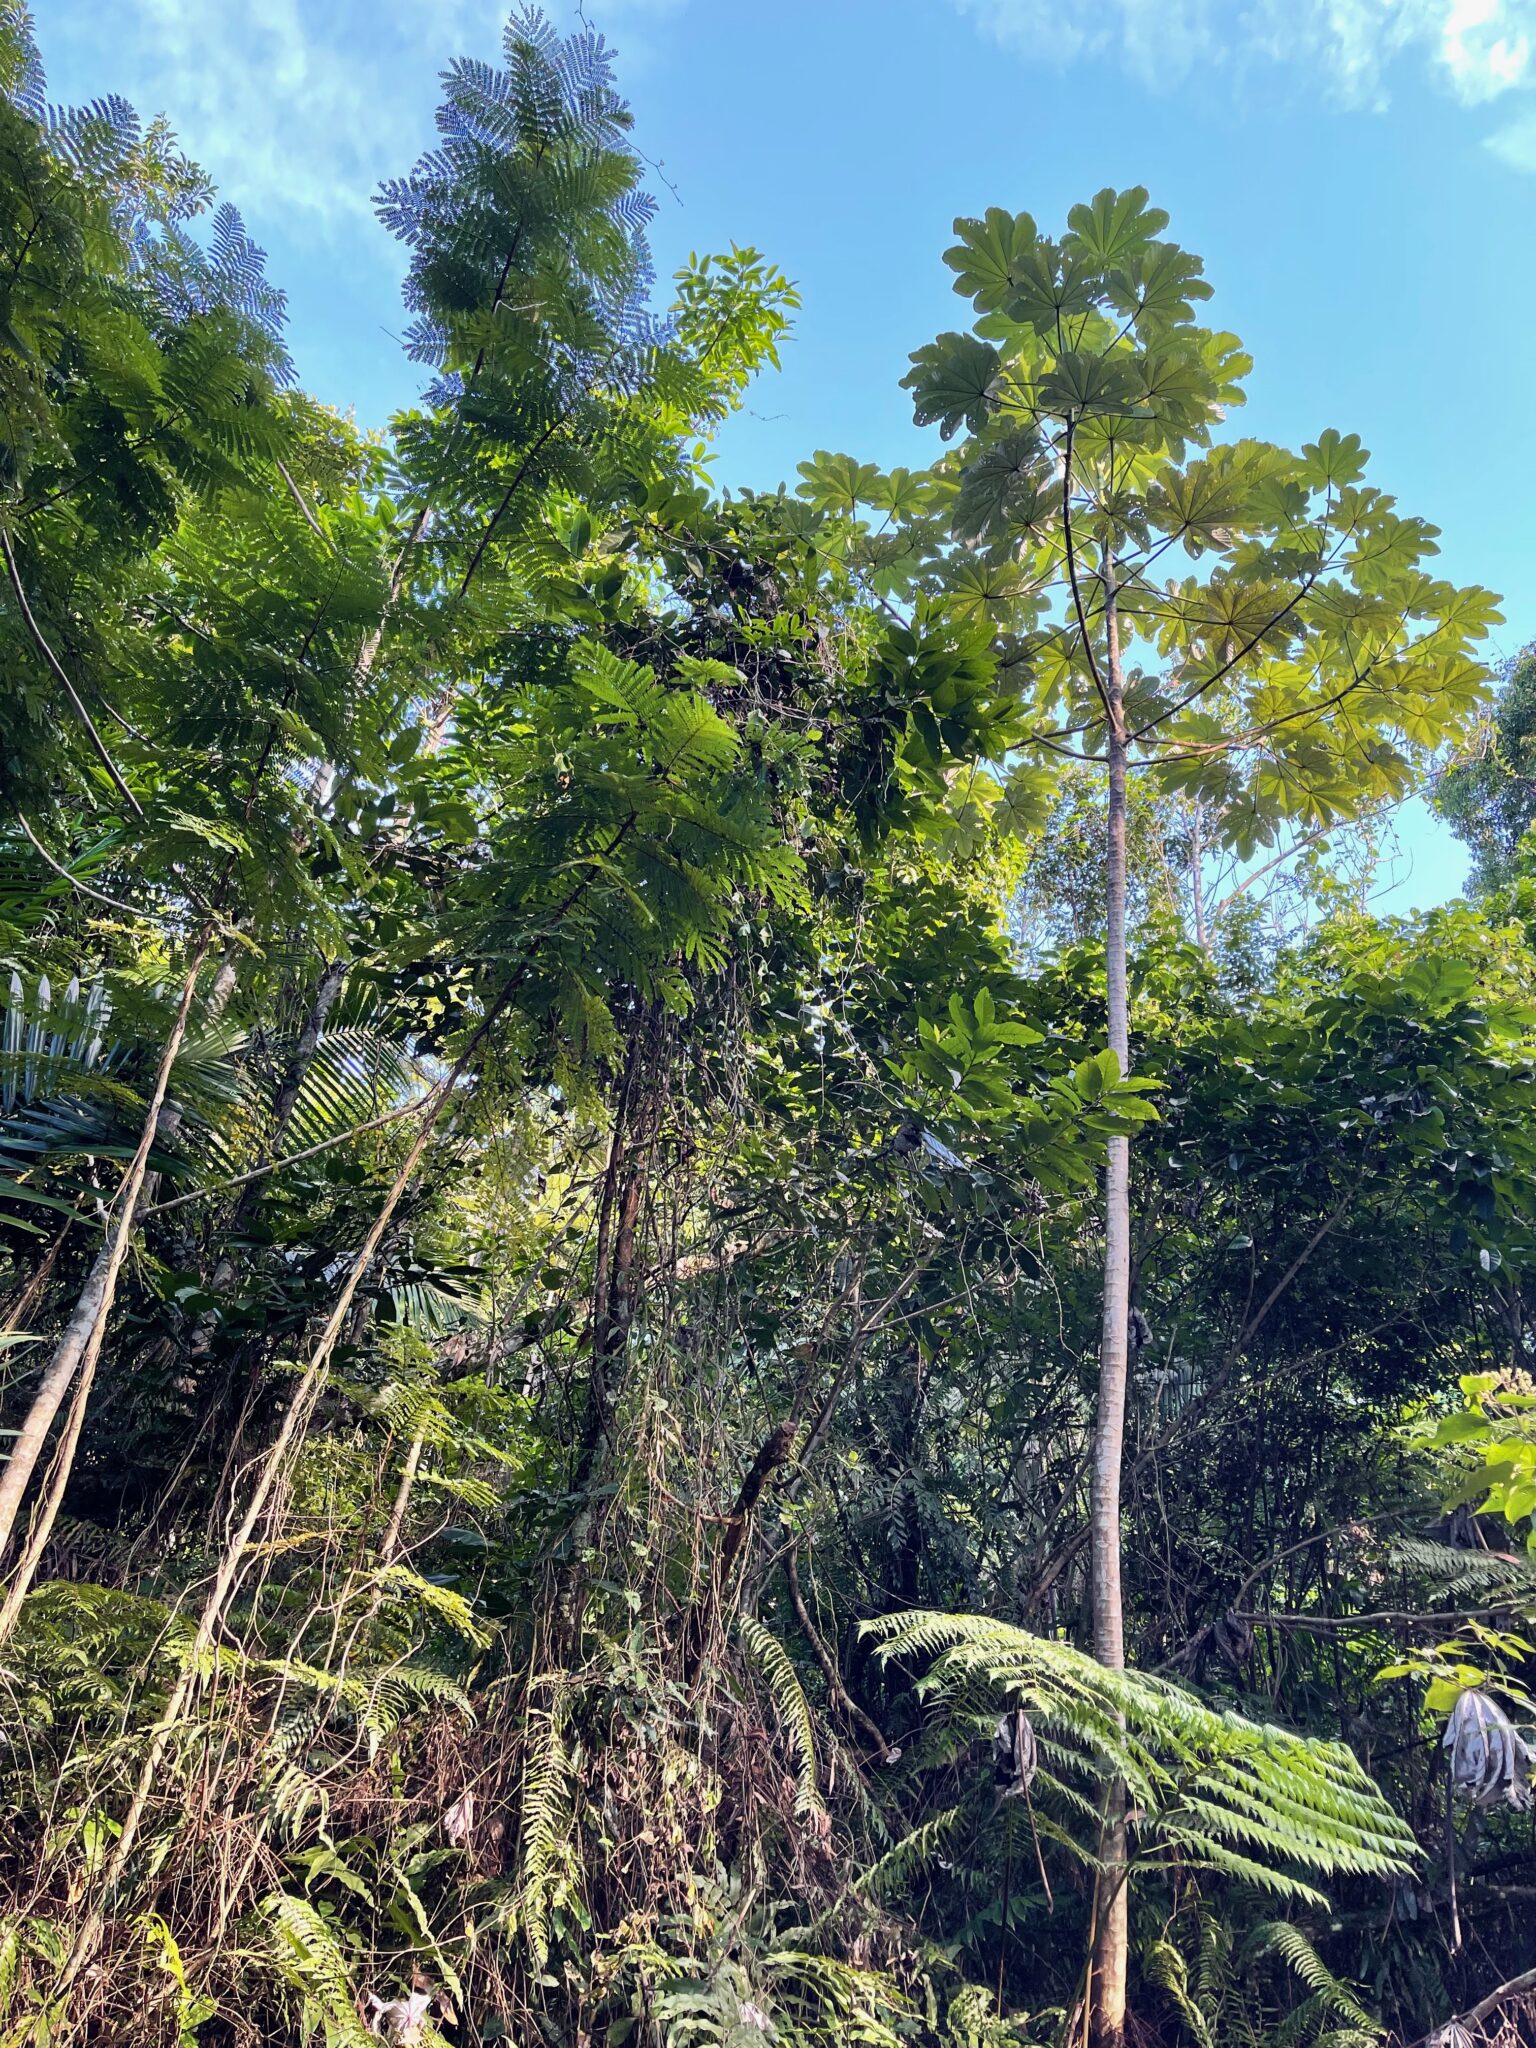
[737,1613,824,1820]
[259,1892,372,2047]
[574,641,669,731]
[1242,1922,1380,2038]
[367,1564,493,1648]
[415,1468,500,1511]
[763,1949,907,2046]
[257,1758,332,1845]
[857,1804,965,1899]
[1144,1935,1217,2048]
[1143,1834,1331,1909]
[864,1610,1415,1901]
[0,1921,24,2029]
[652,697,741,783]
[1193,1907,1232,2013]
[515,1688,576,1974]
[574,641,739,781]
[1389,1535,1536,1597]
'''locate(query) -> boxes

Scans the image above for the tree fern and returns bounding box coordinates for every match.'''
[865,1611,1414,1903]
[1244,1922,1379,2041]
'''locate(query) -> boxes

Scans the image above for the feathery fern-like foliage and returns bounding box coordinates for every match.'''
[866,1610,1415,1905]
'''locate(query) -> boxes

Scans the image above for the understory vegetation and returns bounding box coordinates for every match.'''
[5,7,1536,2045]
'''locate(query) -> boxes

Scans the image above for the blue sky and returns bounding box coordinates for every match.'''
[35,0,1536,907]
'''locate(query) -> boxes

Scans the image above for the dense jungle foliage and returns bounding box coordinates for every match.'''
[4,6,1536,2045]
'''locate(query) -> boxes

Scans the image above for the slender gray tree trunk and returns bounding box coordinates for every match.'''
[1089,545,1131,2048]
[1189,800,1209,955]
[378,1428,426,1567]
[0,930,214,1567]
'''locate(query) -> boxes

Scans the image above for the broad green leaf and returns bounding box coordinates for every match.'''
[1064,186,1169,268]
[943,207,1040,312]
[902,333,1001,439]
[795,450,882,514]
[952,427,1052,542]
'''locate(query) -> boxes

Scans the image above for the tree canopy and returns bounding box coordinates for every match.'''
[1,9,1535,2048]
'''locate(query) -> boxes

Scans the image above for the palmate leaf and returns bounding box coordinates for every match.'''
[865,465,941,518]
[865,1611,1415,1902]
[1063,185,1170,267]
[943,206,1040,312]
[795,449,882,515]
[952,432,1053,545]
[1035,347,1148,421]
[1299,428,1369,491]
[1146,441,1300,554]
[1000,236,1099,332]
[941,552,1038,628]
[902,333,1000,440]
[1108,239,1212,325]
[995,763,1058,839]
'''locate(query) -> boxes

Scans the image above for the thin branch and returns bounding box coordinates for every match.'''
[14,812,152,920]
[1241,1602,1528,1632]
[1403,1966,1536,2046]
[785,1548,895,1761]
[1212,818,1360,915]
[0,525,144,818]
[141,1097,430,1215]
[274,458,329,545]
[1127,570,1321,741]
[1060,415,1114,726]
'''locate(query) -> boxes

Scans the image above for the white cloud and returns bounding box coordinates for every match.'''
[1486,105,1536,157]
[955,0,1536,151]
[38,0,688,244]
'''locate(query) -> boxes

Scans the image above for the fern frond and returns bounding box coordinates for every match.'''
[864,1610,1415,1906]
[367,1564,493,1648]
[737,1613,824,1819]
[1144,1935,1217,2048]
[258,1892,371,2046]
[513,1685,576,1972]
[858,1804,965,1899]
[1389,1535,1536,1596]
[1241,1922,1379,2036]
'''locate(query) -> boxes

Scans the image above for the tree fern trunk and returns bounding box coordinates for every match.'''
[1090,544,1131,2048]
